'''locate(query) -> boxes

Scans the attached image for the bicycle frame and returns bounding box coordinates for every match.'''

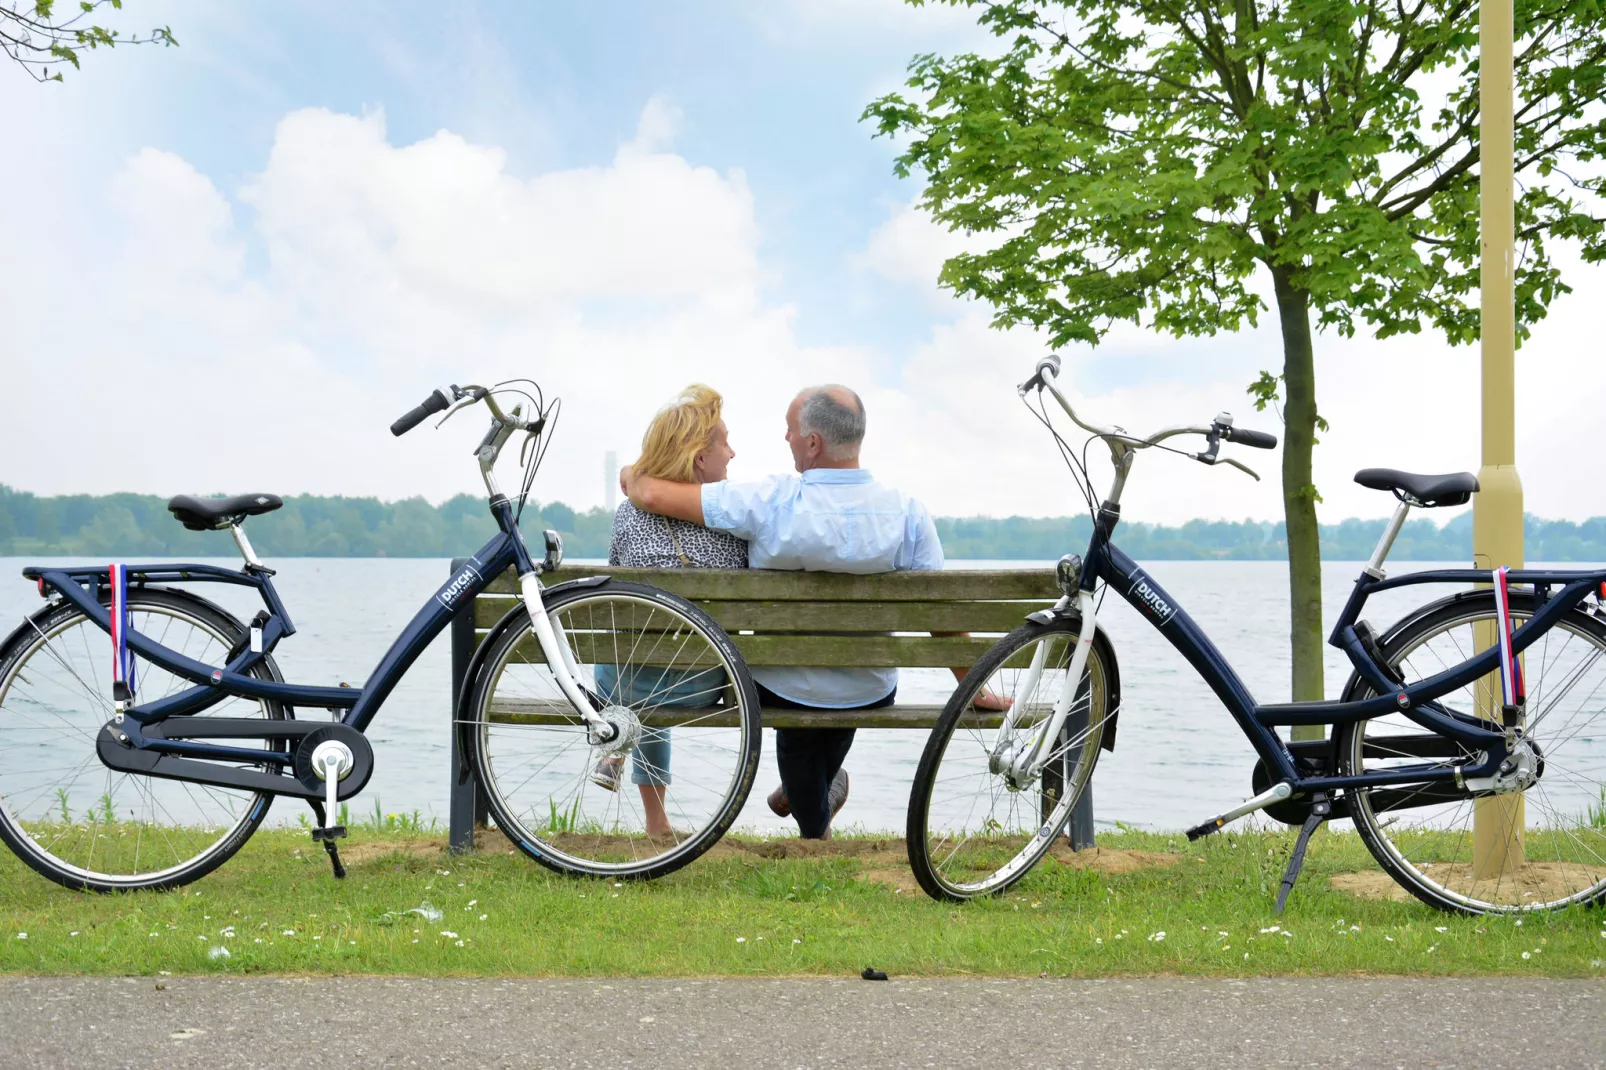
[1013,359,1606,807]
[21,494,585,789]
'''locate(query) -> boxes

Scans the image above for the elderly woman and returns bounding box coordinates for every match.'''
[591,384,747,837]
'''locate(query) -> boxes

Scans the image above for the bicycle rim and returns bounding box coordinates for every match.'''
[471,585,759,878]
[0,592,278,891]
[909,619,1112,900]
[1344,595,1606,914]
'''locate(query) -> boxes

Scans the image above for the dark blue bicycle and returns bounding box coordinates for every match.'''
[0,383,761,891]
[908,355,1606,915]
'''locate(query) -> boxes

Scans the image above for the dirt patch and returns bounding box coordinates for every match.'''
[339,839,446,865]
[1046,845,1182,874]
[1329,870,1411,902]
[1331,861,1606,904]
[860,867,922,894]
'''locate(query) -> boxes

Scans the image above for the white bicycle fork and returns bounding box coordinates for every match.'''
[518,571,614,738]
[993,590,1099,785]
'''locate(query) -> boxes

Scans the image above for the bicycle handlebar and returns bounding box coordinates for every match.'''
[390,388,454,436]
[1222,426,1278,450]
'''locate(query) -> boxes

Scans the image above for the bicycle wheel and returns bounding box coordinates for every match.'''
[1339,591,1606,914]
[0,587,284,892]
[908,616,1117,901]
[466,580,761,879]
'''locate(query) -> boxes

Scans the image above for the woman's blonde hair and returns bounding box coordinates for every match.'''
[633,384,724,483]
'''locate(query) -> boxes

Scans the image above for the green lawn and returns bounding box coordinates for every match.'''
[1,825,1603,977]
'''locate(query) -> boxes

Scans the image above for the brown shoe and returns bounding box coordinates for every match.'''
[766,784,791,818]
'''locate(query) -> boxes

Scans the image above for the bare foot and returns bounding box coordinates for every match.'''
[972,688,1014,712]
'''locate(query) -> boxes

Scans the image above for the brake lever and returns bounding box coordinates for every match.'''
[1217,457,1261,481]
[434,395,478,428]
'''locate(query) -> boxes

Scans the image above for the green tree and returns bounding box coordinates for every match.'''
[3,1,175,82]
[865,0,1606,701]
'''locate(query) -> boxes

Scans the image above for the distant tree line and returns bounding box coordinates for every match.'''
[2,486,1604,562]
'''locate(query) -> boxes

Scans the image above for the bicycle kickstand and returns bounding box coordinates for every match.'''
[307,800,347,880]
[1273,794,1331,916]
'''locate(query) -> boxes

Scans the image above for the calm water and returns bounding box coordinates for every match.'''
[1,556,1593,834]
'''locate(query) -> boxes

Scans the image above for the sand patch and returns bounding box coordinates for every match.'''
[1331,861,1606,905]
[339,839,446,865]
[860,867,922,894]
[1046,845,1182,874]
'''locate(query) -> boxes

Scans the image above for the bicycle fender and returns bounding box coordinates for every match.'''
[1022,613,1123,753]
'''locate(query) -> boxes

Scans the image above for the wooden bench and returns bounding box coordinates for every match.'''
[445,562,1096,851]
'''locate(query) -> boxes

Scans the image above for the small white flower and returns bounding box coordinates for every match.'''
[793,939,802,945]
[455,939,465,947]
[1426,945,1437,953]
[1146,931,1166,942]
[69,931,79,937]
[1259,926,1280,934]
[479,914,488,921]
[1522,951,1531,960]
[736,937,747,943]
[440,931,459,939]
[313,936,322,941]
[1095,937,1103,944]
[1515,919,1523,927]
[1385,936,1395,942]
[1435,926,1448,933]
[282,930,295,936]
[467,900,477,907]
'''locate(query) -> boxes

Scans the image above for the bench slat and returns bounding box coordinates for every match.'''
[486,699,1034,730]
[504,633,1024,668]
[501,633,1062,668]
[484,566,1057,601]
[474,596,1048,633]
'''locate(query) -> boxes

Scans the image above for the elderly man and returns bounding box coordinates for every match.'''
[620,384,943,839]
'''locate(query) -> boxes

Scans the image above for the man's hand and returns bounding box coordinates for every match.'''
[624,469,706,525]
[971,688,1013,712]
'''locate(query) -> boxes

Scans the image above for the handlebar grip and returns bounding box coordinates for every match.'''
[1224,426,1278,449]
[390,389,452,436]
[1019,353,1064,392]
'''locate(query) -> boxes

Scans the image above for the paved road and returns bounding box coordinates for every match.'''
[1,976,1601,1069]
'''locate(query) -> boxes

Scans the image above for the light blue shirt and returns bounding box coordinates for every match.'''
[700,468,944,708]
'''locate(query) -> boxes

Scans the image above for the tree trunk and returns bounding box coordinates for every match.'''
[1271,266,1325,707]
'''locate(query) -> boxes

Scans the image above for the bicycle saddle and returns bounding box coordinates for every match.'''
[167,493,284,531]
[1353,469,1478,507]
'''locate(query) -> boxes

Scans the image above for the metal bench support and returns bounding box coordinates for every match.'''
[448,558,488,853]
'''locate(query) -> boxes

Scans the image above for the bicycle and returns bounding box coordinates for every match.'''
[0,382,761,892]
[908,354,1606,915]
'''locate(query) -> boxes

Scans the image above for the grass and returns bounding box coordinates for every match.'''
[0,824,1603,978]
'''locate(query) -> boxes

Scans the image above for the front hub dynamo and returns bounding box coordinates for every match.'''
[590,704,643,756]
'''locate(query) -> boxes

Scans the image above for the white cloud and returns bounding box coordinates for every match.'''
[2,99,1603,534]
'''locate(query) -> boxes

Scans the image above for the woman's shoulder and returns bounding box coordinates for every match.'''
[665,516,748,569]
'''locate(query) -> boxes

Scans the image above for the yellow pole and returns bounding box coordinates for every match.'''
[1471,0,1524,880]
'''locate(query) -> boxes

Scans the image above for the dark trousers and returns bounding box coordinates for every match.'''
[759,683,895,839]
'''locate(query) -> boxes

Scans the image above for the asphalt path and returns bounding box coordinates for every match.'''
[1,976,1601,1069]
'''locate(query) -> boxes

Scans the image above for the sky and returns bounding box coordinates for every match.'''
[3,0,1603,525]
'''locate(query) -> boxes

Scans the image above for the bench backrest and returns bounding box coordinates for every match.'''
[478,566,1057,668]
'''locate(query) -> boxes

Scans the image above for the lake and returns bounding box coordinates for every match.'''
[1,555,1589,835]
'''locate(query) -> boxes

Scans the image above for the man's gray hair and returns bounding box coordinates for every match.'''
[798,385,866,460]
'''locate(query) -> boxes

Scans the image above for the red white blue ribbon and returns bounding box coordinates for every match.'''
[109,563,136,703]
[1493,566,1524,708]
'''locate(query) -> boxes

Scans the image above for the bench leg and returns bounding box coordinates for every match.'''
[1051,704,1095,852]
[448,558,483,854]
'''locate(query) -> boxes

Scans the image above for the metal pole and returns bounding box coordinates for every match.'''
[448,557,480,854]
[1472,0,1524,879]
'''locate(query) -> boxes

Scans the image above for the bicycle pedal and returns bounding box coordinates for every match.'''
[310,825,347,842]
[1185,818,1225,841]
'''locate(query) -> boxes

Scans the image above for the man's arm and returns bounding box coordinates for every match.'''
[620,465,705,525]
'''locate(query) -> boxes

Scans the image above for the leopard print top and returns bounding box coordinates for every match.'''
[609,501,749,569]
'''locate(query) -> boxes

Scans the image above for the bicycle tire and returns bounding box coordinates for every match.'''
[465,580,761,880]
[1338,590,1606,915]
[0,587,285,892]
[908,615,1117,901]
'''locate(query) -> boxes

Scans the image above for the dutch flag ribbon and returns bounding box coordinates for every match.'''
[1493,566,1524,709]
[109,563,136,704]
